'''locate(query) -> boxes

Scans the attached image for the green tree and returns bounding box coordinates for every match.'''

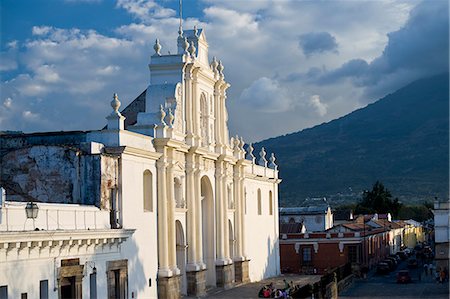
[355,181,402,217]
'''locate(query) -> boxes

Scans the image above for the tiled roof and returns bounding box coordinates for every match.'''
[279,206,329,215]
[280,223,304,234]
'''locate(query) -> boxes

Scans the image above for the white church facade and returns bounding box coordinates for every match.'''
[0,26,281,299]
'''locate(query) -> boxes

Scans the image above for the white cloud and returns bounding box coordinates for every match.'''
[96,65,121,76]
[239,77,292,113]
[2,0,438,142]
[309,95,328,116]
[116,0,176,22]
[3,98,12,108]
[32,26,52,36]
[22,110,39,120]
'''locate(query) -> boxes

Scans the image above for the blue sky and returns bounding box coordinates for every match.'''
[0,0,448,142]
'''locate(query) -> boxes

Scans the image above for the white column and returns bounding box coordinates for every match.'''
[167,161,179,274]
[215,161,225,264]
[223,166,230,262]
[213,85,222,146]
[157,157,172,277]
[185,66,194,144]
[240,165,247,258]
[194,164,204,268]
[192,68,200,144]
[185,155,199,271]
[233,164,243,260]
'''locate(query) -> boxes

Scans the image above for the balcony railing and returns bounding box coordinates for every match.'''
[0,201,110,232]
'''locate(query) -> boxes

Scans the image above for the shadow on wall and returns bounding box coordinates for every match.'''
[6,233,149,298]
[262,236,280,279]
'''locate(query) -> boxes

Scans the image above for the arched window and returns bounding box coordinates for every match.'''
[269,191,273,215]
[143,170,153,212]
[257,189,262,215]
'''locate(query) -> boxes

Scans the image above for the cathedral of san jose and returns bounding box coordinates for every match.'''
[0,25,281,299]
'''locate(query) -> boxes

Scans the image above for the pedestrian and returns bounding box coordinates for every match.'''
[424,263,429,276]
[429,264,434,276]
[440,269,446,284]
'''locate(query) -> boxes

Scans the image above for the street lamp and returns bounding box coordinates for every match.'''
[25,201,39,219]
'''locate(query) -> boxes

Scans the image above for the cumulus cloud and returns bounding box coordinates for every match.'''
[1,0,442,142]
[307,0,448,100]
[116,0,176,22]
[309,95,328,116]
[299,32,338,56]
[3,98,12,108]
[239,77,292,113]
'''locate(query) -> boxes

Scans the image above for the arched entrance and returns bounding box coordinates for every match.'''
[201,175,215,287]
[176,220,187,295]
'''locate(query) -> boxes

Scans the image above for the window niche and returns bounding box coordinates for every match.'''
[257,189,262,215]
[143,170,153,212]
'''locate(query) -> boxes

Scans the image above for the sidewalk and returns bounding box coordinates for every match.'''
[185,274,321,298]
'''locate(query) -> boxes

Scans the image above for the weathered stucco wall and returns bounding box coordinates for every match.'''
[1,145,103,205]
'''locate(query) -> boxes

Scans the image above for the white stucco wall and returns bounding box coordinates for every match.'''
[244,175,280,282]
[119,152,159,299]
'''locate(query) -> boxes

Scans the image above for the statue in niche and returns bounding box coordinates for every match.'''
[227,184,234,209]
[174,177,185,208]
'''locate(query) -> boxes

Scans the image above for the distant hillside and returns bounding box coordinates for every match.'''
[257,73,449,206]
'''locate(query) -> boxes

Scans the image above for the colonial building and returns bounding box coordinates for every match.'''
[279,199,333,232]
[279,213,424,275]
[433,199,450,271]
[0,26,281,299]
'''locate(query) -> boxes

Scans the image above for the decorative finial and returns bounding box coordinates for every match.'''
[183,37,189,53]
[167,108,175,127]
[159,104,167,125]
[154,39,162,56]
[211,56,218,72]
[111,93,122,116]
[259,147,267,167]
[230,136,235,148]
[188,41,196,58]
[194,25,198,37]
[246,143,255,161]
[234,135,240,150]
[218,60,224,76]
[269,153,278,170]
[239,137,245,151]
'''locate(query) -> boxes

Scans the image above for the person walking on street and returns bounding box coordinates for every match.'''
[424,263,429,276]
[439,269,446,284]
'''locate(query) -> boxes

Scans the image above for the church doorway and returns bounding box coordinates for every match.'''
[200,175,215,287]
[176,220,187,295]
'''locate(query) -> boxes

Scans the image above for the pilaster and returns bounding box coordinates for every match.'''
[215,160,226,264]
[157,156,172,277]
[185,155,198,271]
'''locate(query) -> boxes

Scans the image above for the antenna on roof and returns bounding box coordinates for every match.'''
[178,0,183,37]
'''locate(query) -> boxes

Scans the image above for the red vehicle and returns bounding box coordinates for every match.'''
[397,270,412,284]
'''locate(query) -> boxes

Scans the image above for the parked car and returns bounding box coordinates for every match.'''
[397,270,412,283]
[377,262,391,274]
[407,258,418,268]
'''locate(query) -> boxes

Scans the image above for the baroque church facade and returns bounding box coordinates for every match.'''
[0,27,280,299]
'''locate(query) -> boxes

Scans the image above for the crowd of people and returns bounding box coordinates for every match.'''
[258,280,299,299]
